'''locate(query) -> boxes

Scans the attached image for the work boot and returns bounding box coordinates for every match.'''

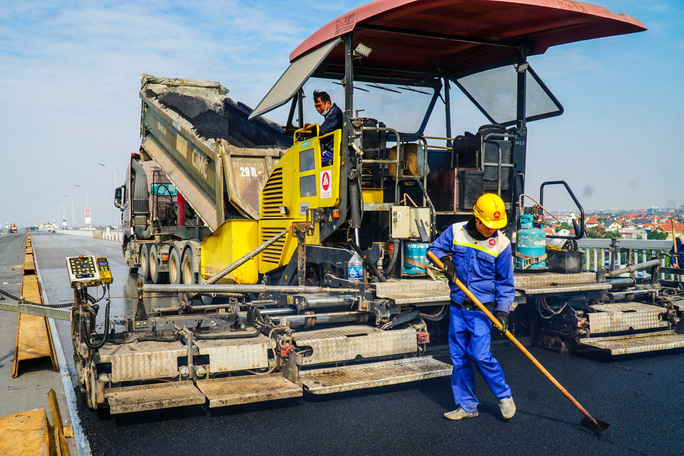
[444,407,478,420]
[499,397,516,419]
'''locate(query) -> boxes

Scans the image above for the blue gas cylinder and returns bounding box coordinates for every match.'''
[403,242,430,275]
[516,214,547,270]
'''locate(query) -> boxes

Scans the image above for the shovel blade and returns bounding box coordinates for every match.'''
[580,415,610,433]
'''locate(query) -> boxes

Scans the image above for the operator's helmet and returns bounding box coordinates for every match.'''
[473,193,507,230]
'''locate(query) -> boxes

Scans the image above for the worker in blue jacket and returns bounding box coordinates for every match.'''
[312,90,342,165]
[428,193,516,421]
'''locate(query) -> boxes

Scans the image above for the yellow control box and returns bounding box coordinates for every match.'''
[96,257,113,285]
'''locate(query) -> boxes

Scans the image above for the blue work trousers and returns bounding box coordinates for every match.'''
[449,306,511,412]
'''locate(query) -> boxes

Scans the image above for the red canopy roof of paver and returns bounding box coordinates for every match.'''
[291,0,645,78]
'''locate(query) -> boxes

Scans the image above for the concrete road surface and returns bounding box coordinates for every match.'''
[22,232,684,455]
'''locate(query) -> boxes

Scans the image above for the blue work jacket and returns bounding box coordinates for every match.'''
[319,103,343,136]
[319,103,342,162]
[428,221,515,313]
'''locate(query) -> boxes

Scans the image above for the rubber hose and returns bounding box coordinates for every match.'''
[383,239,400,278]
[82,299,110,350]
[349,239,387,282]
[420,306,448,321]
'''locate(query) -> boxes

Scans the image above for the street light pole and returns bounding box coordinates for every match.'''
[98,163,118,227]
[75,184,89,206]
[98,163,118,188]
[56,201,65,229]
[75,184,89,226]
[64,195,75,228]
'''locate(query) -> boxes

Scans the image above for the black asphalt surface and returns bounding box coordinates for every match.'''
[25,232,684,456]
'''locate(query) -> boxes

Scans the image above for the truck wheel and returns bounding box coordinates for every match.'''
[125,243,138,274]
[181,249,197,284]
[168,247,182,284]
[150,244,168,284]
[139,244,151,282]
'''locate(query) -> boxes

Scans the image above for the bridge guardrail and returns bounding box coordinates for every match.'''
[576,238,677,279]
[55,229,122,242]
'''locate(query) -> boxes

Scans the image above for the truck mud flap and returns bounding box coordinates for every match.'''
[195,374,302,408]
[579,331,684,355]
[105,381,206,414]
[299,356,452,395]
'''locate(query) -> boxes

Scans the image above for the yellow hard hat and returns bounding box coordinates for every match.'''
[473,193,507,229]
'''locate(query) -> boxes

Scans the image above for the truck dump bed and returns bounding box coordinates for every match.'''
[140,75,290,230]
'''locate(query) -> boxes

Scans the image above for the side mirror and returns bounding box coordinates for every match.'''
[540,180,585,240]
[114,186,124,209]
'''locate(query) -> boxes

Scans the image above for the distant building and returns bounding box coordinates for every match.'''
[607,222,622,231]
[632,218,651,226]
[585,216,600,228]
[560,215,576,225]
[654,219,684,235]
[621,228,646,240]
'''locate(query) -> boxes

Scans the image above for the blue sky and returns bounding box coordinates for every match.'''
[0,0,682,227]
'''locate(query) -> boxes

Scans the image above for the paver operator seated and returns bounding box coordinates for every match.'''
[309,90,342,165]
[427,193,517,421]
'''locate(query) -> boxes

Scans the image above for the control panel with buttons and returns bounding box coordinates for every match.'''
[66,255,112,288]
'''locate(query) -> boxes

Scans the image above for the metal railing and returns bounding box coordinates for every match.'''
[576,238,678,279]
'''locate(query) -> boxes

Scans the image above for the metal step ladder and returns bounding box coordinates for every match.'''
[372,279,450,305]
[299,356,452,394]
[578,302,684,354]
[106,381,206,414]
[579,331,684,355]
[514,272,611,295]
[196,374,302,408]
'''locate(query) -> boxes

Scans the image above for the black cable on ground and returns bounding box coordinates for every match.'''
[0,286,73,308]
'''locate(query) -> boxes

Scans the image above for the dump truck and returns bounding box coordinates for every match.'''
[115,75,292,284]
[77,0,683,414]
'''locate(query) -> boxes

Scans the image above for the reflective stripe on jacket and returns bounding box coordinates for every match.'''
[427,221,515,313]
